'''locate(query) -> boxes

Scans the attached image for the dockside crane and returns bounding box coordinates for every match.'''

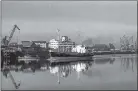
[8,25,20,46]
[1,24,21,89]
[2,25,20,47]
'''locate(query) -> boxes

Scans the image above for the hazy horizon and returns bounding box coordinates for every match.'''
[1,1,137,48]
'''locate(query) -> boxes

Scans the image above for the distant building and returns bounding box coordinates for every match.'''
[32,41,47,48]
[9,42,18,47]
[109,43,115,50]
[85,46,93,53]
[92,44,110,52]
[135,41,137,52]
[22,41,33,48]
[72,45,86,53]
[21,41,37,54]
[9,42,22,52]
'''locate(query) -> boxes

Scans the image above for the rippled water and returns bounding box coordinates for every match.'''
[1,54,137,90]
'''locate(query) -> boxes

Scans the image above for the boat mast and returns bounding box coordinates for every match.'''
[57,29,60,52]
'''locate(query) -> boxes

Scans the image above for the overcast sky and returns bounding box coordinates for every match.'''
[1,1,137,47]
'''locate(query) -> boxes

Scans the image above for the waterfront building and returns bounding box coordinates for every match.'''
[21,41,37,54]
[135,40,137,52]
[22,41,34,48]
[9,42,18,47]
[32,41,47,48]
[8,42,22,52]
[85,46,93,53]
[92,44,110,52]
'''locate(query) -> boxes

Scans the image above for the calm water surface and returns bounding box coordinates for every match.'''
[2,54,137,90]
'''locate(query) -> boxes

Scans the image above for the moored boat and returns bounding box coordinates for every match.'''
[47,52,94,63]
[47,30,94,63]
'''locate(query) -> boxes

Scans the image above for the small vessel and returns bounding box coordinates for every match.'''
[18,55,40,63]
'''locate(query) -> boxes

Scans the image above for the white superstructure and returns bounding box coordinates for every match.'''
[49,39,59,49]
[72,45,86,53]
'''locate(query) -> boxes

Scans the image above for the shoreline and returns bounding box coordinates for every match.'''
[93,53,137,58]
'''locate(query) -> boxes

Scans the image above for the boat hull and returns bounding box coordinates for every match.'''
[47,56,93,63]
[18,56,39,63]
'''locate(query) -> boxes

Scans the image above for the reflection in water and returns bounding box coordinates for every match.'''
[49,61,93,83]
[2,55,137,87]
[135,56,137,67]
[110,58,115,64]
[72,61,93,80]
[121,56,136,72]
[94,58,115,65]
[131,57,134,72]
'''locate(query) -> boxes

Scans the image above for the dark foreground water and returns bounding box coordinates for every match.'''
[1,54,137,90]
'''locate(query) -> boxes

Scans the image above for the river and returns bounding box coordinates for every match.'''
[1,54,137,90]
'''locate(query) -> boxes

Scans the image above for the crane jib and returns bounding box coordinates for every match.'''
[7,25,20,46]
